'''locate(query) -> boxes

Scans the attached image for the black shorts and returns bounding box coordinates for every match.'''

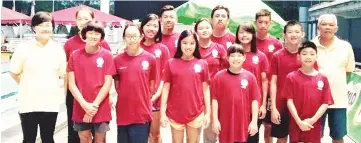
[271,110,290,138]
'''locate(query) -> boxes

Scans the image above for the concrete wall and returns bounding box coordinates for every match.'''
[350,18,361,63]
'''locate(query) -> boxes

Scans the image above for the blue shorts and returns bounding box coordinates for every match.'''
[117,122,150,143]
[321,108,347,140]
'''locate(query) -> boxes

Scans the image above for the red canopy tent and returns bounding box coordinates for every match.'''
[24,5,129,27]
[1,7,30,24]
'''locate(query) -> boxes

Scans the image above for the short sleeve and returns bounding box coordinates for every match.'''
[149,56,157,81]
[105,52,116,76]
[210,75,219,100]
[162,60,171,82]
[260,52,269,73]
[274,39,283,52]
[282,74,294,100]
[67,52,75,72]
[160,44,171,72]
[63,41,71,61]
[9,43,26,74]
[322,76,334,105]
[346,43,355,72]
[201,60,210,82]
[249,74,261,103]
[270,54,278,75]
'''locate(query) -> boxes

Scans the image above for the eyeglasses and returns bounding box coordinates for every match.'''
[125,36,140,40]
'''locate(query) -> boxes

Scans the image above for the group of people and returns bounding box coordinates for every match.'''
[9,3,356,143]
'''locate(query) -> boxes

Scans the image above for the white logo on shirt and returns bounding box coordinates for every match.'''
[96,57,104,68]
[175,39,178,47]
[119,67,127,70]
[268,45,275,52]
[194,64,202,73]
[241,79,249,89]
[142,60,149,70]
[212,49,218,58]
[318,80,324,90]
[252,56,259,64]
[154,49,162,58]
[226,42,232,49]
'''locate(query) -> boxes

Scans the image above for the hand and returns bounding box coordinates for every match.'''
[160,113,169,128]
[271,108,281,124]
[297,120,314,131]
[248,121,258,136]
[203,113,210,128]
[212,119,221,135]
[259,105,267,119]
[81,102,98,116]
[303,118,316,126]
[83,114,93,123]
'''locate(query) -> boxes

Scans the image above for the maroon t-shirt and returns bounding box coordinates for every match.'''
[64,35,111,61]
[114,50,156,125]
[141,42,170,108]
[284,70,333,143]
[67,48,115,123]
[163,58,210,124]
[210,32,236,50]
[161,33,180,57]
[199,42,227,79]
[211,69,261,143]
[256,37,283,80]
[243,50,269,103]
[270,48,301,113]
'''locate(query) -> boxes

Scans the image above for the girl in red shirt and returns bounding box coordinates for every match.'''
[160,30,211,143]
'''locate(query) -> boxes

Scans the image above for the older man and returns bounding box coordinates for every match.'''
[312,14,355,143]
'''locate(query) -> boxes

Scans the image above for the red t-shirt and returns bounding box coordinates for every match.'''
[256,37,283,80]
[141,42,170,108]
[163,58,210,124]
[210,32,236,50]
[284,70,334,143]
[67,48,115,123]
[114,50,156,125]
[243,50,269,102]
[199,42,227,79]
[64,35,111,61]
[270,48,301,112]
[161,33,180,57]
[211,69,261,143]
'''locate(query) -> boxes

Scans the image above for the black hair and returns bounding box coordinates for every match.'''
[255,9,271,21]
[211,5,230,18]
[140,13,162,43]
[174,30,201,59]
[235,22,257,53]
[194,18,212,32]
[298,41,317,54]
[31,11,55,31]
[228,44,245,56]
[284,20,304,34]
[122,23,141,38]
[81,20,105,40]
[161,5,175,16]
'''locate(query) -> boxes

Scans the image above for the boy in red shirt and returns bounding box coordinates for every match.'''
[68,20,115,143]
[285,41,334,143]
[270,20,306,143]
[253,9,283,143]
[210,5,236,50]
[160,5,180,57]
[211,44,260,143]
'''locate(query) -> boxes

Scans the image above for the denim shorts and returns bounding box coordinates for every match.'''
[321,108,347,140]
[73,122,110,133]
